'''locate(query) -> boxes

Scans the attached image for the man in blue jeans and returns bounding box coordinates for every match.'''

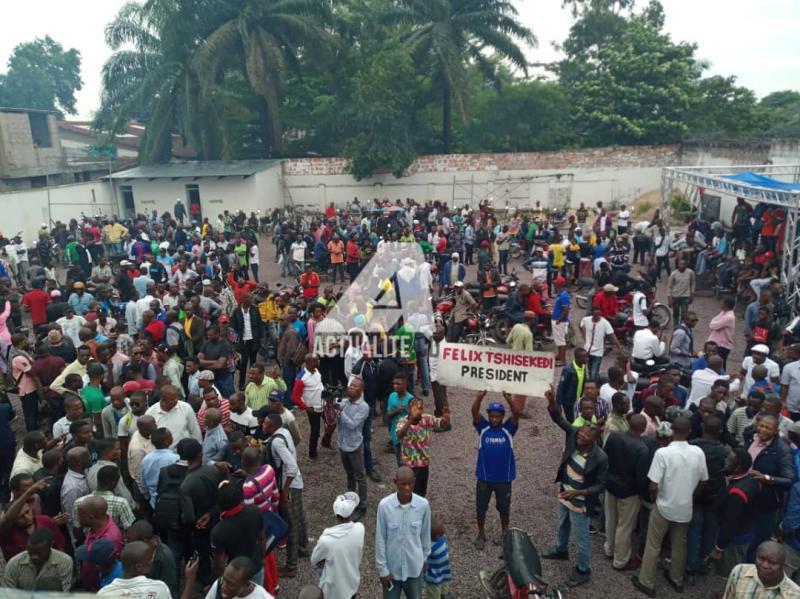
[543,384,609,588]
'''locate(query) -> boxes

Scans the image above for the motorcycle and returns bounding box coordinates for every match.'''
[480,528,563,599]
[575,283,671,329]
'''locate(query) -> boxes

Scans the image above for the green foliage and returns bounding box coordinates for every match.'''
[635,201,653,217]
[388,0,536,153]
[560,1,703,146]
[90,0,797,173]
[671,194,691,215]
[0,36,82,114]
[685,76,766,139]
[341,42,418,179]
[461,80,573,152]
[759,91,800,137]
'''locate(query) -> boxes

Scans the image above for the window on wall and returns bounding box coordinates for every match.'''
[28,113,52,148]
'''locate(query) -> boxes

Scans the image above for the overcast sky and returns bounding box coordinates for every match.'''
[1,0,798,119]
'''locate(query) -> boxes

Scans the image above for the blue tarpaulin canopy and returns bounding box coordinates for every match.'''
[722,171,800,192]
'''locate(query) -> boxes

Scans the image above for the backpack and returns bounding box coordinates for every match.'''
[168,322,190,359]
[261,432,288,491]
[290,332,308,367]
[154,463,186,531]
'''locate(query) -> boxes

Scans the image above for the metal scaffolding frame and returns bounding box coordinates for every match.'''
[660,164,800,305]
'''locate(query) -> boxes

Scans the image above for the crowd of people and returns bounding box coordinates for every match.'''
[0,195,797,599]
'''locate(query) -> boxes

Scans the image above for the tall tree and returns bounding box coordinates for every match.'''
[97,0,227,163]
[559,0,703,146]
[194,0,333,156]
[759,90,800,137]
[389,0,535,153]
[0,36,82,114]
[685,75,765,138]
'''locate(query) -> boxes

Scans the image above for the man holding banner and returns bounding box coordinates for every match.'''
[471,389,521,551]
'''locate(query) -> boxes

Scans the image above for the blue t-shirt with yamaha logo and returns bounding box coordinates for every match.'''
[475,418,518,483]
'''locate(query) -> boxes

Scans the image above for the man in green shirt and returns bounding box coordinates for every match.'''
[244,363,287,411]
[81,363,108,435]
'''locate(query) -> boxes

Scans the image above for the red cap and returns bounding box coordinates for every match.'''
[219,315,230,323]
[122,381,142,394]
[554,276,567,286]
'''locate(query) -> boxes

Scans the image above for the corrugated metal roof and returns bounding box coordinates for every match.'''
[0,106,59,114]
[108,159,282,179]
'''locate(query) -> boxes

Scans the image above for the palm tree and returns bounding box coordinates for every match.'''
[195,0,334,156]
[97,0,227,163]
[389,0,536,153]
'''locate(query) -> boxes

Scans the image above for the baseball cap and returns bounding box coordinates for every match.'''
[333,492,359,518]
[120,260,133,267]
[218,315,230,323]
[603,284,619,293]
[50,289,61,298]
[268,389,284,403]
[487,402,505,415]
[453,280,464,287]
[524,310,536,320]
[553,276,567,287]
[751,344,769,355]
[73,281,85,289]
[75,539,118,564]
[451,252,459,258]
[202,279,212,286]
[198,370,215,381]
[122,381,142,394]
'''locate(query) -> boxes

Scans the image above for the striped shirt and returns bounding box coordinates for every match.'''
[242,464,280,513]
[424,535,453,585]
[723,564,800,598]
[559,451,589,513]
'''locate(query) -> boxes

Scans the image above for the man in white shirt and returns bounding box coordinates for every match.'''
[310,492,365,599]
[136,283,162,324]
[631,322,668,369]
[57,308,86,348]
[740,344,780,399]
[290,236,307,275]
[97,540,171,599]
[631,286,649,329]
[144,385,201,448]
[781,344,800,420]
[580,305,620,380]
[262,413,307,575]
[617,205,630,234]
[633,417,708,596]
[688,354,730,407]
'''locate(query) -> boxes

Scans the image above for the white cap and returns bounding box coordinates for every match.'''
[202,279,212,286]
[333,492,359,518]
[159,241,170,250]
[751,344,770,355]
[454,280,464,287]
[120,260,133,267]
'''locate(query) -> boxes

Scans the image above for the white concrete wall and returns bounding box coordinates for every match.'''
[284,164,665,212]
[113,168,283,220]
[0,180,115,243]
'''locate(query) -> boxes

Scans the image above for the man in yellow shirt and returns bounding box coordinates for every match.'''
[258,292,288,358]
[244,363,287,410]
[103,218,129,254]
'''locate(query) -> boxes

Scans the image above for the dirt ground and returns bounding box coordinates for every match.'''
[257,237,738,599]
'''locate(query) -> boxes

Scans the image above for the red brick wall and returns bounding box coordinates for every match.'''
[282,145,683,176]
